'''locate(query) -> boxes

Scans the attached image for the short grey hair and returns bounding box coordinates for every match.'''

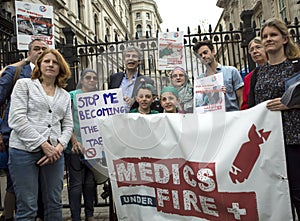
[122,46,143,61]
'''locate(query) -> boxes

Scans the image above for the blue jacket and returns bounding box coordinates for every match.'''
[0,65,32,137]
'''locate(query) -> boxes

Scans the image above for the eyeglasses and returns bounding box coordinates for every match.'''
[84,76,98,81]
[248,45,264,54]
[171,74,185,79]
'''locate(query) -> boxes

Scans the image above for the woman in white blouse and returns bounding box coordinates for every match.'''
[8,48,73,220]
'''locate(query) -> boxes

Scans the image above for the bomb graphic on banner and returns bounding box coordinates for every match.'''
[230,124,271,183]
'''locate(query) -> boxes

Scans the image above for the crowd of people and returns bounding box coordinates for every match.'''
[0,17,299,220]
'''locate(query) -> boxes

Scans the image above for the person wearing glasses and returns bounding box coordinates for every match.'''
[193,40,244,111]
[241,37,267,110]
[65,68,99,221]
[170,66,194,113]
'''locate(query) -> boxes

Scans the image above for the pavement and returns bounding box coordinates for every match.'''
[2,173,298,220]
[0,174,110,221]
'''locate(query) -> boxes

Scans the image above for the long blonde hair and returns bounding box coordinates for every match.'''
[261,18,300,59]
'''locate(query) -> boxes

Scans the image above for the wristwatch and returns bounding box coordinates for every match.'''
[24,58,30,65]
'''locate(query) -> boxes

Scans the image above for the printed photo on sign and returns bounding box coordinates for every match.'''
[158,31,185,70]
[15,1,54,50]
[194,73,225,113]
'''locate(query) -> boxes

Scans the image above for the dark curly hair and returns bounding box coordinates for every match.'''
[193,40,214,54]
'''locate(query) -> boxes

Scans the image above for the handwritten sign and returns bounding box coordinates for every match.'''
[76,88,124,159]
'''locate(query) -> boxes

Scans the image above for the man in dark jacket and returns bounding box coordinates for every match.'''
[108,46,155,112]
[0,38,48,221]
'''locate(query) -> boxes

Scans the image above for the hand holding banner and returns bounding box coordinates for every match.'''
[100,102,292,220]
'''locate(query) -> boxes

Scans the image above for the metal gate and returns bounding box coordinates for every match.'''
[1,12,300,93]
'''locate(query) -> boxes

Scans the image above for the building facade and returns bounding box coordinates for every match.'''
[0,0,162,45]
[131,0,162,38]
[212,0,299,72]
[216,0,300,31]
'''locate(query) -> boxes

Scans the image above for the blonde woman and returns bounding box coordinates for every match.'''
[8,49,73,220]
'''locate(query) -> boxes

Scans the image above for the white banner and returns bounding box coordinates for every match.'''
[15,1,54,50]
[100,102,293,221]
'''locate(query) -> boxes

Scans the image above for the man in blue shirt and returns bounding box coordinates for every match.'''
[193,40,244,111]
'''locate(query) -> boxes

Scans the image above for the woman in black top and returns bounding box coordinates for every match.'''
[250,17,300,219]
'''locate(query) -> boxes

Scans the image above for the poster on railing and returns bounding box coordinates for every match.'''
[194,73,225,113]
[158,31,185,70]
[99,102,293,221]
[15,1,54,50]
[76,88,125,160]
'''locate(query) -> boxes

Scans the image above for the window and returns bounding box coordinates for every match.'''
[77,0,82,20]
[278,0,287,20]
[114,31,118,40]
[136,12,141,19]
[149,55,155,70]
[146,12,150,19]
[106,27,111,41]
[256,13,263,28]
[120,7,123,19]
[94,14,98,37]
[136,24,142,37]
[146,25,151,37]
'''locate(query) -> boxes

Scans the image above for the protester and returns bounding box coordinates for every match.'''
[241,37,267,110]
[8,48,73,220]
[0,38,48,221]
[160,86,184,113]
[248,17,300,220]
[170,66,193,113]
[65,68,99,221]
[193,40,244,111]
[108,46,154,112]
[130,83,159,114]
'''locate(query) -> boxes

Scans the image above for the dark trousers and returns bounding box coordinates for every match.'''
[65,153,96,221]
[286,144,300,220]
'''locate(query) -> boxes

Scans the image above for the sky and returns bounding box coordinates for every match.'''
[155,1,223,33]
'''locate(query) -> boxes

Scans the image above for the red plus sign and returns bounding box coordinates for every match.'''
[227,202,247,220]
